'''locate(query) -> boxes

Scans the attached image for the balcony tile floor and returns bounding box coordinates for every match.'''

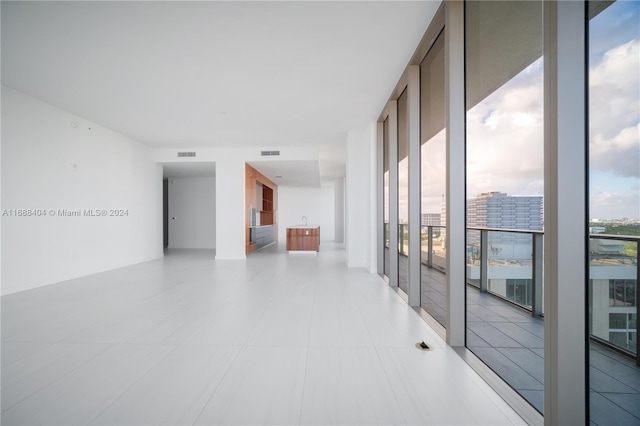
[417,258,640,424]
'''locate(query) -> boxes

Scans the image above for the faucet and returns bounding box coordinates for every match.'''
[302,216,307,226]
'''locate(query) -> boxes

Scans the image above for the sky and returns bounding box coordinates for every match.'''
[462,0,639,221]
[398,0,639,222]
[588,1,639,220]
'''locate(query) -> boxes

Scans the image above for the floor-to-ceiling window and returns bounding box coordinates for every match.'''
[588,1,640,423]
[398,88,409,294]
[465,0,545,413]
[384,117,390,279]
[420,30,447,327]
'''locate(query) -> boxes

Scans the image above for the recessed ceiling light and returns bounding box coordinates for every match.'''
[275,176,283,179]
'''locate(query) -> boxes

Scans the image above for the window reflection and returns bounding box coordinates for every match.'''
[420,30,447,327]
[465,0,544,414]
[588,2,640,423]
[383,118,390,278]
[398,88,409,294]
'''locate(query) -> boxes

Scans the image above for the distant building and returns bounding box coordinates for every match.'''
[467,192,543,261]
[467,191,543,230]
[590,239,625,255]
[421,213,441,227]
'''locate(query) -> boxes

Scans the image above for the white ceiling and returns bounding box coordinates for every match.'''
[248,160,320,187]
[2,1,439,184]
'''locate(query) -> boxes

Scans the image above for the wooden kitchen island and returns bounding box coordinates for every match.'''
[286,226,320,253]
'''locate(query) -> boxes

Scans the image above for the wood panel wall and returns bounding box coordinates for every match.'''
[245,163,278,254]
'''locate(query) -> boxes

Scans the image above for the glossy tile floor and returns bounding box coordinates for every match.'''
[1,243,525,425]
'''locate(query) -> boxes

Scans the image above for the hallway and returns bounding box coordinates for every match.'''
[1,244,523,425]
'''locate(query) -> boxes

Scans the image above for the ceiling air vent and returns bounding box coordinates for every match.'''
[260,150,280,156]
[177,152,196,157]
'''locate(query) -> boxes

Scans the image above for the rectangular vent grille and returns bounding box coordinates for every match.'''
[260,150,280,156]
[177,152,196,157]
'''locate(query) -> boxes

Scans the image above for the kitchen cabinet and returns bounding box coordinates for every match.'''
[286,226,320,252]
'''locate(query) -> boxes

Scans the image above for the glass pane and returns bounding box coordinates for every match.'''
[487,231,534,309]
[398,88,409,294]
[420,30,447,327]
[383,117,390,278]
[466,229,481,288]
[465,0,544,414]
[588,1,640,423]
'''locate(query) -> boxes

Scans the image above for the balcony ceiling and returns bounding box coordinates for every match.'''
[2,1,438,181]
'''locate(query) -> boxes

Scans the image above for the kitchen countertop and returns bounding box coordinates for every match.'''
[287,225,319,229]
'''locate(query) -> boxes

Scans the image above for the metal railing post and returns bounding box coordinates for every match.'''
[532,233,543,317]
[428,226,434,268]
[480,229,488,293]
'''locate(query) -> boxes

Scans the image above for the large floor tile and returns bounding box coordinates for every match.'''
[194,346,307,425]
[1,344,175,425]
[89,346,239,425]
[245,302,313,347]
[1,341,54,368]
[300,347,405,425]
[357,302,443,349]
[308,302,373,348]
[1,343,110,412]
[377,347,524,425]
[0,245,529,426]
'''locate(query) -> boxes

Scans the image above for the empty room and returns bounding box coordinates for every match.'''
[2,1,639,425]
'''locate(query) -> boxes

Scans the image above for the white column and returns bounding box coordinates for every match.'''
[215,158,246,259]
[543,0,587,423]
[346,128,372,269]
[445,0,466,346]
[408,65,422,306]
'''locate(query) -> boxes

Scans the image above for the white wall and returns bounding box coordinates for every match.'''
[346,124,376,270]
[168,177,216,249]
[1,86,163,295]
[277,185,335,243]
[334,177,345,243]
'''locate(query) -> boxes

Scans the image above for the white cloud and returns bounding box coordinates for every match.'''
[589,37,639,218]
[590,190,640,220]
[466,57,544,197]
[589,38,639,178]
[589,39,640,143]
[590,123,640,177]
[420,129,446,213]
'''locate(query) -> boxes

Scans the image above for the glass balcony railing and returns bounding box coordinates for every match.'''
[420,225,447,273]
[398,223,408,256]
[392,223,639,365]
[384,222,390,248]
[400,224,447,268]
[463,228,638,360]
[589,234,639,360]
[465,227,544,316]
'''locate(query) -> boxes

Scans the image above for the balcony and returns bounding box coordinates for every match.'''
[393,226,640,421]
